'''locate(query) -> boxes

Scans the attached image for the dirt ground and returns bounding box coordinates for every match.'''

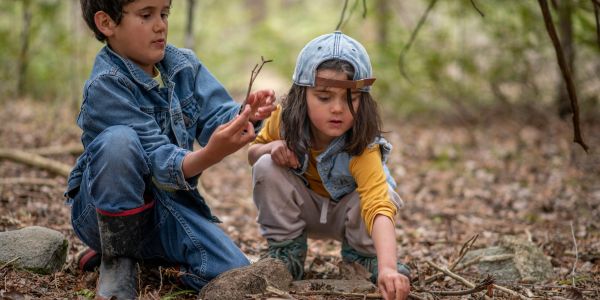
[0,99,598,299]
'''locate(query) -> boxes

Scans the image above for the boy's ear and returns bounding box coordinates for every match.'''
[94,11,117,38]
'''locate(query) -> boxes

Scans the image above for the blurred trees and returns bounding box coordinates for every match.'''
[0,0,597,120]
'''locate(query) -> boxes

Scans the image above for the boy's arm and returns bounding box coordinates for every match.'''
[372,215,410,300]
[183,104,255,178]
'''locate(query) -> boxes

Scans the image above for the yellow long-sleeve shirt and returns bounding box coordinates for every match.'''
[252,106,397,234]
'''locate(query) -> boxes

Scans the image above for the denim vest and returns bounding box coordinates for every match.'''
[291,135,397,201]
[66,44,243,219]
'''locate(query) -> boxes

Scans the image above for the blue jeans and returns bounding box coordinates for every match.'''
[67,125,249,290]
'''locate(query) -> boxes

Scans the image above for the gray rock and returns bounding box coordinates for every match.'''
[0,226,68,274]
[199,258,293,300]
[462,235,554,283]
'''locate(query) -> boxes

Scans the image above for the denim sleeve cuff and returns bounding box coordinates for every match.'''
[152,148,195,191]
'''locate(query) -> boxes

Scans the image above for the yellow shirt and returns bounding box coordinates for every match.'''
[253,106,397,234]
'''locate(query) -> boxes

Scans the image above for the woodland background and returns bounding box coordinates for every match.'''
[0,0,599,299]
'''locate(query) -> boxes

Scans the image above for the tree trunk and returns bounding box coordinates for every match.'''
[17,0,32,98]
[555,0,574,119]
[185,0,197,49]
[376,0,390,45]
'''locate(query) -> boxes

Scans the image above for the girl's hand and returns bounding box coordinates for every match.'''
[246,89,276,122]
[270,140,300,168]
[378,267,410,300]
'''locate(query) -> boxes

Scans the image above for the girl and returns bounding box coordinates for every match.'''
[248,31,410,300]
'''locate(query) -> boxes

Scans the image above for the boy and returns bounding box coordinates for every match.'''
[67,0,275,298]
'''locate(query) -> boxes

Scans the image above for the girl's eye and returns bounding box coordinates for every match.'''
[317,96,330,101]
[141,14,151,19]
[161,12,170,19]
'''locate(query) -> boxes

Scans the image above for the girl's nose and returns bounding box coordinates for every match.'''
[331,98,345,113]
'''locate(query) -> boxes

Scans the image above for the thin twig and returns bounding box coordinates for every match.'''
[570,221,579,286]
[451,234,479,270]
[0,257,21,271]
[291,290,425,300]
[425,260,530,299]
[538,0,588,152]
[335,0,349,31]
[470,0,485,17]
[421,234,479,285]
[398,0,439,82]
[422,275,493,296]
[239,56,273,113]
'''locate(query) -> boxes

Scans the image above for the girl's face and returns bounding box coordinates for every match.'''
[306,69,360,150]
[107,0,171,76]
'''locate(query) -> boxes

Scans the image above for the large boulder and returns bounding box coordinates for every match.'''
[0,226,68,274]
[199,258,293,300]
[462,235,553,283]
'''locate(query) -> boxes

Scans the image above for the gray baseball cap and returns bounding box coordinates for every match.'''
[292,31,375,92]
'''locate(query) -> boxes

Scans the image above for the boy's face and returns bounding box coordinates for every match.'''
[105,0,171,75]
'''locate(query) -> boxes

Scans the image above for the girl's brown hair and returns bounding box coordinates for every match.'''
[281,59,382,157]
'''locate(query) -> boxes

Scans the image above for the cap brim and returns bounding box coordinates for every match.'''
[315,77,376,89]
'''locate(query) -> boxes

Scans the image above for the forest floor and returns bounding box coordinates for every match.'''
[0,99,599,299]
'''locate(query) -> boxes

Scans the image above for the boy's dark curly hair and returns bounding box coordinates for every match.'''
[80,0,136,42]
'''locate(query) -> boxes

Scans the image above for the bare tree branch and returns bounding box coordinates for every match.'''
[538,0,589,152]
[0,148,71,177]
[398,0,438,82]
[336,0,349,31]
[470,0,485,17]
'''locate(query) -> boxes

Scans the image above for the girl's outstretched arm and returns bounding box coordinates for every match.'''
[371,214,410,300]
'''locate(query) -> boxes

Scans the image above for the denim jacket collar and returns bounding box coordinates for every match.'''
[102,44,193,91]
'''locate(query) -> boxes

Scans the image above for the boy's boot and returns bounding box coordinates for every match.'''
[76,247,100,272]
[95,208,151,300]
[265,233,307,280]
[341,241,411,284]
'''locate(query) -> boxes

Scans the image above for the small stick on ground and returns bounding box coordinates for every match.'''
[0,257,21,271]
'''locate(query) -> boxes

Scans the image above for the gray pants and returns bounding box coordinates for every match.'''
[252,155,402,254]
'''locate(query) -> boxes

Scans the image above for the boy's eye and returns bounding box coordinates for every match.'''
[161,11,170,19]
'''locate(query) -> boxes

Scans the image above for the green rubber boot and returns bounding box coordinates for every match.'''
[265,233,307,280]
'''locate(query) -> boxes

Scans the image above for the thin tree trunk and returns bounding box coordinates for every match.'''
[17,0,32,97]
[376,0,390,45]
[184,0,196,49]
[556,0,575,119]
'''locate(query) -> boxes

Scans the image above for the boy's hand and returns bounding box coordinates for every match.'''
[204,105,256,162]
[269,140,300,168]
[378,267,410,300]
[245,89,276,122]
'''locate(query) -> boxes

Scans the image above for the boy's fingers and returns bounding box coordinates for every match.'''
[224,105,252,134]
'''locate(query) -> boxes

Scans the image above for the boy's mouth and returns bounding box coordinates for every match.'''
[152,39,166,47]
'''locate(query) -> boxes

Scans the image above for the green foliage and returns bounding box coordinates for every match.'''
[0,0,598,117]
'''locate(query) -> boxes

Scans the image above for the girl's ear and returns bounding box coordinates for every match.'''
[94,11,117,38]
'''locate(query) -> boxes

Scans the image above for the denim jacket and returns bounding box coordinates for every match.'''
[292,135,398,202]
[66,44,243,218]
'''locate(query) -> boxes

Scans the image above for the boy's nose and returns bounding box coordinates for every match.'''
[154,18,167,32]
